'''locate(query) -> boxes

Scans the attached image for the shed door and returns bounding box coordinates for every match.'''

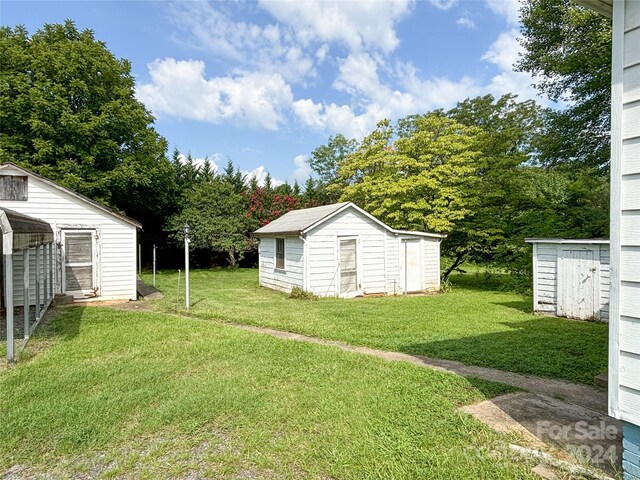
[339,239,358,296]
[558,248,598,320]
[62,231,96,298]
[401,239,422,293]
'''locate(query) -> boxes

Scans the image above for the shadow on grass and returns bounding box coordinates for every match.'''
[399,318,608,385]
[492,300,532,314]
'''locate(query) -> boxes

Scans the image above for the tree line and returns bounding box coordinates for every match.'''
[0,0,612,279]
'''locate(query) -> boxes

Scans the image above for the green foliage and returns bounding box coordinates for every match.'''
[335,115,482,233]
[517,0,612,169]
[0,21,173,230]
[288,287,318,301]
[166,177,250,267]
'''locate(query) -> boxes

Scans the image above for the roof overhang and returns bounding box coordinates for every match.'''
[525,237,610,245]
[573,0,612,17]
[0,208,54,254]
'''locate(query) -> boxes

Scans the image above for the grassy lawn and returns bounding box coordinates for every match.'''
[145,268,608,385]
[0,307,536,479]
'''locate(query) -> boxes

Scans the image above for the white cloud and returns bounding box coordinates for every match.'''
[177,152,222,171]
[136,58,293,130]
[292,154,313,182]
[482,29,541,102]
[486,0,521,26]
[429,0,458,11]
[456,13,476,29]
[168,1,316,83]
[243,165,284,187]
[258,0,414,53]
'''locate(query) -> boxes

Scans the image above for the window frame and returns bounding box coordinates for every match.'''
[275,237,285,270]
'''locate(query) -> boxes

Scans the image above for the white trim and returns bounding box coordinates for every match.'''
[525,238,610,245]
[532,242,539,312]
[302,203,445,239]
[274,237,286,271]
[608,0,624,421]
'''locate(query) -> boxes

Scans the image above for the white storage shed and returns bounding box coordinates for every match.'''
[526,238,610,321]
[0,163,141,304]
[254,202,444,298]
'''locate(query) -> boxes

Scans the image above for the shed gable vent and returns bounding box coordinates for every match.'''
[0,175,28,201]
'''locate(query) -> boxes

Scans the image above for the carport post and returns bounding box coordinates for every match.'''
[48,243,53,297]
[35,245,41,320]
[43,244,48,306]
[23,248,30,339]
[4,253,14,362]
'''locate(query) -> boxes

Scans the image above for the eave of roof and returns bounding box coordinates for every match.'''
[573,0,612,17]
[525,237,610,245]
[0,163,142,229]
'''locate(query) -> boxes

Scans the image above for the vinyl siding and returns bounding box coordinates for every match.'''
[258,236,304,293]
[423,238,441,290]
[0,166,137,302]
[611,0,640,427]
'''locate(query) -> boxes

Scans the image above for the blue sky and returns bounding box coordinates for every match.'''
[2,0,542,185]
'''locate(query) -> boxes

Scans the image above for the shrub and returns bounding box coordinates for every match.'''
[289,287,318,301]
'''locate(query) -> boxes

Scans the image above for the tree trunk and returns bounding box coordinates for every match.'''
[442,251,467,282]
[228,248,237,267]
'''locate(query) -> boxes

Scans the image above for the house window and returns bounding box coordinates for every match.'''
[276,238,285,269]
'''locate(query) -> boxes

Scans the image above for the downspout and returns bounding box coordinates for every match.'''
[298,234,307,292]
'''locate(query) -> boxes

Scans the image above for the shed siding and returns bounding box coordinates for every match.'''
[611,0,640,427]
[0,166,137,301]
[258,236,304,293]
[423,238,441,290]
[306,208,389,296]
[531,242,609,321]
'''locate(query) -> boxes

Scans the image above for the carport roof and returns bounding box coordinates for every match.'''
[0,207,53,254]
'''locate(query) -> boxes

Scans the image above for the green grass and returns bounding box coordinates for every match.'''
[145,268,608,385]
[0,307,534,479]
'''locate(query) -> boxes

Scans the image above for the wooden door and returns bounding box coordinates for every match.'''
[62,230,96,298]
[558,248,598,320]
[339,239,358,296]
[402,239,422,293]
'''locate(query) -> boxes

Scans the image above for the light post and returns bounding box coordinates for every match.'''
[184,224,190,310]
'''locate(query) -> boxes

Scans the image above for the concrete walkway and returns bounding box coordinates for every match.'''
[231,322,608,413]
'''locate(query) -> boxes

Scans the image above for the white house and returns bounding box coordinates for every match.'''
[254,202,444,298]
[574,1,640,477]
[0,163,140,304]
[526,239,610,321]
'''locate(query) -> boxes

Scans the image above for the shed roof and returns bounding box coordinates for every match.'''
[573,0,612,17]
[254,202,445,239]
[0,207,54,254]
[525,238,610,245]
[0,163,142,229]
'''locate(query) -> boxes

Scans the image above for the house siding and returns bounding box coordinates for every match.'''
[258,236,304,293]
[611,0,640,431]
[0,166,137,302]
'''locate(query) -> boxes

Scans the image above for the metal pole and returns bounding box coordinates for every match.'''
[5,254,14,362]
[35,245,41,320]
[23,249,29,340]
[43,243,48,305]
[138,244,142,275]
[153,244,156,288]
[49,243,54,296]
[184,237,189,310]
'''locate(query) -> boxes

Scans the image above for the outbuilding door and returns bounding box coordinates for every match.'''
[557,248,599,320]
[401,239,422,293]
[339,238,358,297]
[62,230,97,298]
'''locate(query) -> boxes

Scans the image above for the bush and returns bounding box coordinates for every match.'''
[289,287,318,301]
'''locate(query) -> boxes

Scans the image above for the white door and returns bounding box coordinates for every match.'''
[558,248,598,320]
[402,239,422,293]
[339,239,358,296]
[62,230,96,298]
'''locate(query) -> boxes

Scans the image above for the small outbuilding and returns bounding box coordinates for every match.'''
[0,163,141,305]
[254,202,444,298]
[526,238,610,321]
